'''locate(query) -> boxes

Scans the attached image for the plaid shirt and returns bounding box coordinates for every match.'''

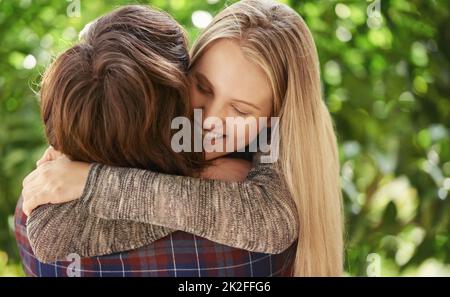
[14,201,297,277]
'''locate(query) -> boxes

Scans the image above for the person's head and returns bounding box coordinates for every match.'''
[190,0,344,276]
[40,5,201,175]
[190,38,273,159]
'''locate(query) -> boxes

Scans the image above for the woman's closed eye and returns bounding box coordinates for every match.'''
[196,83,213,95]
[231,104,250,116]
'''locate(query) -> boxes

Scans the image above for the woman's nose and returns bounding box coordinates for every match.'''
[203,104,227,131]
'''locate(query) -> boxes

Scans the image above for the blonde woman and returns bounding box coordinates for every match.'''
[21,0,343,276]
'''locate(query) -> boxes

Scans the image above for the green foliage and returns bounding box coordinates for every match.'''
[0,0,448,276]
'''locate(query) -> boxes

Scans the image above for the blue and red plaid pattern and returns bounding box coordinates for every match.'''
[14,200,297,277]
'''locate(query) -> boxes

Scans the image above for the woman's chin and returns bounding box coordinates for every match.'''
[204,151,229,161]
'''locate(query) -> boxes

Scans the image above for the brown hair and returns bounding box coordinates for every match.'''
[40,5,202,175]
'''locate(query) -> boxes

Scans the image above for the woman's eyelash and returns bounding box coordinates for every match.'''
[195,83,249,116]
[232,106,249,116]
[196,83,212,94]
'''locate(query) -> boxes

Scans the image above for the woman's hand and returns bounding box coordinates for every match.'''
[21,147,92,216]
[35,145,64,166]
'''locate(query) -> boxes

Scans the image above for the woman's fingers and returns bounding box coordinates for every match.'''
[36,146,63,166]
[22,193,40,216]
[21,163,54,215]
[21,156,91,216]
[22,184,49,216]
[36,146,53,166]
[22,167,39,187]
[23,194,49,216]
[22,160,51,187]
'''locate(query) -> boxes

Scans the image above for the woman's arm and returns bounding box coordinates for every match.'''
[80,153,299,254]
[23,152,299,260]
[26,157,255,263]
[26,198,173,263]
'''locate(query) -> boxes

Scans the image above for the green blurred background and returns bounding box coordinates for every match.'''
[0,0,449,276]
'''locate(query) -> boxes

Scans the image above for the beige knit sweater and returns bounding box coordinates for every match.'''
[26,153,299,263]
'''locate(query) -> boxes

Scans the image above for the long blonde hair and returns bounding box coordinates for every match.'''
[190,0,344,276]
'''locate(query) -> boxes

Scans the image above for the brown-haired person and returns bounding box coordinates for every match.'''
[17,5,299,276]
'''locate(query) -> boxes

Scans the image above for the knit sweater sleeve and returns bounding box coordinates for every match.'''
[26,154,299,263]
[26,198,173,263]
[80,154,299,254]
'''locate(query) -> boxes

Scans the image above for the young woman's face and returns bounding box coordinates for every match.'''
[189,39,273,160]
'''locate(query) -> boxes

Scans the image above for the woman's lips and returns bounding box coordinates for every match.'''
[194,119,228,142]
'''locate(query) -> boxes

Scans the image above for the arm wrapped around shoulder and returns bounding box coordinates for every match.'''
[80,157,300,254]
[26,199,172,263]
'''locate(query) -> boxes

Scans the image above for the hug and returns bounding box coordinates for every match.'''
[16,0,343,277]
